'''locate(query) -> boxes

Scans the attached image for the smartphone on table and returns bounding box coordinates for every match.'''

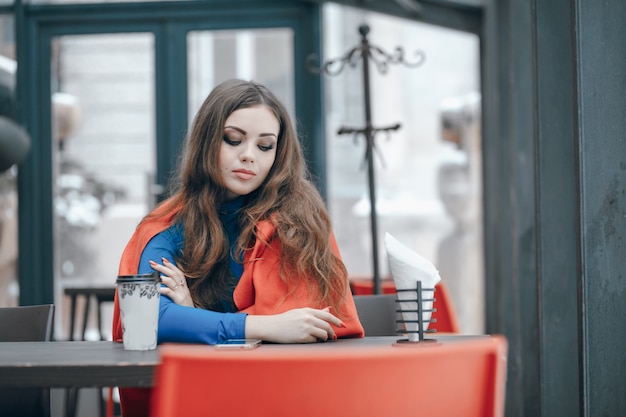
[215,338,262,350]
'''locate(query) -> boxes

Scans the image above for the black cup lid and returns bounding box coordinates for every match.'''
[116,271,160,283]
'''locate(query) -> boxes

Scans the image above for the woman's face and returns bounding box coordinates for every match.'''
[219,105,279,200]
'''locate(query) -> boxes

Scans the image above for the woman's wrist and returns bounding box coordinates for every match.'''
[244,315,267,341]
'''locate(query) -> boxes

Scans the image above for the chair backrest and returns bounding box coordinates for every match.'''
[0,304,54,342]
[353,294,398,336]
[350,278,461,333]
[0,304,55,417]
[151,335,508,417]
[430,280,460,333]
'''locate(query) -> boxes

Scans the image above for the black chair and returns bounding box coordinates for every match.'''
[352,294,398,336]
[0,304,55,417]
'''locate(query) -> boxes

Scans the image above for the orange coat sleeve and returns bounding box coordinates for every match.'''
[234,220,364,338]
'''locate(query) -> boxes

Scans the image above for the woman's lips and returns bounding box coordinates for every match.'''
[233,169,255,180]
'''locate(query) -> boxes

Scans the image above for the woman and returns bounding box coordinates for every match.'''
[112,79,364,416]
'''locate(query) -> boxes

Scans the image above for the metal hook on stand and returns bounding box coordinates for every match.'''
[307,24,425,294]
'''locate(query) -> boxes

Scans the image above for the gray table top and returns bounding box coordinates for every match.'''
[0,341,157,388]
[0,335,486,388]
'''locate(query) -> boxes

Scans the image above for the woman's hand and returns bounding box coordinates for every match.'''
[150,258,195,307]
[245,307,346,343]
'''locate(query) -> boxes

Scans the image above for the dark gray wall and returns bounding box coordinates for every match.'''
[483,0,626,416]
[576,0,626,415]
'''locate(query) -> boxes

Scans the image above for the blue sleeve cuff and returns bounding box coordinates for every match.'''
[157,295,247,345]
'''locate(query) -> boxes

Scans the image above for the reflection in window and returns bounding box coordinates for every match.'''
[51,33,155,340]
[187,28,294,126]
[323,4,484,333]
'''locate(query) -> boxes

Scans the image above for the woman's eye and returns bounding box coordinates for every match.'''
[258,144,275,152]
[223,136,241,146]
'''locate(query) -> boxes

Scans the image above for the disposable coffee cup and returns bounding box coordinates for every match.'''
[116,272,161,351]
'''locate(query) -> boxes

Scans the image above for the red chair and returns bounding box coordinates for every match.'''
[349,276,461,333]
[151,336,508,417]
[349,276,397,295]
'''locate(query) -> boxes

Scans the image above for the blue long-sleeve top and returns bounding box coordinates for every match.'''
[137,198,247,344]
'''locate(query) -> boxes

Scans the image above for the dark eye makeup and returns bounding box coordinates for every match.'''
[223,135,240,146]
[223,134,275,152]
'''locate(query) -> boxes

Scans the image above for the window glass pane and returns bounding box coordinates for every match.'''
[323,4,484,333]
[52,33,155,340]
[187,28,294,124]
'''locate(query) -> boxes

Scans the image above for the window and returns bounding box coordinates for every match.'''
[323,4,483,333]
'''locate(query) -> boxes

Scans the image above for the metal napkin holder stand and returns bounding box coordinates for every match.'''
[394,280,439,345]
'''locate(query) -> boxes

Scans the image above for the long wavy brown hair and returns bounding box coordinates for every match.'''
[142,79,348,312]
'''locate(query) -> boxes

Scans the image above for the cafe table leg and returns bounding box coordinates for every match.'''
[65,387,78,417]
[66,293,86,417]
[81,295,91,341]
[68,294,77,341]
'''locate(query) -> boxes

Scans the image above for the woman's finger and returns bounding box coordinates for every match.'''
[310,326,330,342]
[161,258,184,275]
[150,259,181,276]
[313,308,345,329]
[150,260,185,285]
[311,317,336,340]
[159,286,174,297]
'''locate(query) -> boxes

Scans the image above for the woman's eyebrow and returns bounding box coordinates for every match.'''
[224,125,277,138]
[224,125,246,134]
[259,133,278,139]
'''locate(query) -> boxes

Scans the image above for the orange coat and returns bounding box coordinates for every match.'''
[112,198,364,417]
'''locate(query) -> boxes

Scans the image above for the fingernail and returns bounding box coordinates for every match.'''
[149,260,156,265]
[162,257,169,263]
[323,306,331,311]
[339,321,347,328]
[333,334,338,340]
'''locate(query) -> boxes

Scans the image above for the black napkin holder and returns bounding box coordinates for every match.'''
[394,280,438,344]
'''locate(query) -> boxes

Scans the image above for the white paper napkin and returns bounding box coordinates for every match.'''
[385,233,441,341]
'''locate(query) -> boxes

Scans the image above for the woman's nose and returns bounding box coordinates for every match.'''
[239,143,255,162]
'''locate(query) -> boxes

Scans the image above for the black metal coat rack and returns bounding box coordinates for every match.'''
[308,24,425,294]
